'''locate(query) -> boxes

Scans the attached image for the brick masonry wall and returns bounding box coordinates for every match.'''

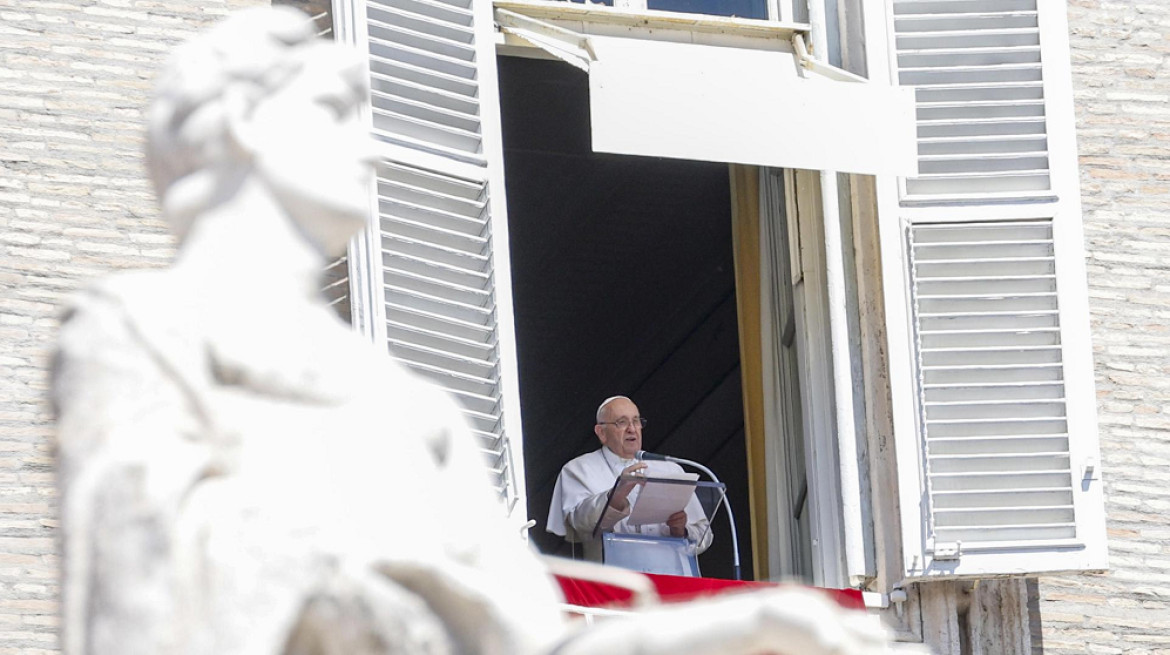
[4,0,1169,653]
[1036,1,1170,654]
[0,0,262,651]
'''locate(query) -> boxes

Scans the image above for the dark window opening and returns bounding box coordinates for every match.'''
[498,55,754,579]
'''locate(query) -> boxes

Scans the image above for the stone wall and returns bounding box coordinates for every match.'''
[4,0,1169,652]
[1035,1,1170,653]
[0,0,262,651]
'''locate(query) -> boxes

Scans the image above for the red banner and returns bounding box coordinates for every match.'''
[555,572,865,611]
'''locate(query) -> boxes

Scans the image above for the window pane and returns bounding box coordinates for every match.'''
[646,0,767,20]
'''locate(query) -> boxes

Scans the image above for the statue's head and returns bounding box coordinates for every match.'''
[146,7,374,257]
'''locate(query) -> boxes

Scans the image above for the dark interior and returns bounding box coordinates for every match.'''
[497,55,753,579]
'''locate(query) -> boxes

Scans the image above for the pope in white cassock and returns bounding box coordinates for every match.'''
[546,396,713,563]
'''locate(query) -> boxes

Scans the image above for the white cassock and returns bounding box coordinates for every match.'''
[546,447,713,563]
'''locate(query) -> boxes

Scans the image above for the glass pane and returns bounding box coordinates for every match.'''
[646,0,767,20]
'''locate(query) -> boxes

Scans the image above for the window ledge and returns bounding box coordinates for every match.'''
[494,0,808,41]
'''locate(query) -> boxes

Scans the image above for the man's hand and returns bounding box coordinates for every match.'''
[667,510,687,537]
[611,462,648,511]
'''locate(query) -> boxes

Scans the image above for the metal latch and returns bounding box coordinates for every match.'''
[933,541,962,561]
[1083,457,1098,481]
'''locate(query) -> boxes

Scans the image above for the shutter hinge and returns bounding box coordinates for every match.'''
[933,541,962,561]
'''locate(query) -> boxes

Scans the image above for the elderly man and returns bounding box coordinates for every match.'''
[546,396,713,563]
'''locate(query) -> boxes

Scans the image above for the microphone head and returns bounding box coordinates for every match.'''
[635,450,668,461]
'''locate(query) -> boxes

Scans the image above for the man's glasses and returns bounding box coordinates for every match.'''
[598,417,648,430]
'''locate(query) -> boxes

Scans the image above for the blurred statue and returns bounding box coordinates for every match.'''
[51,7,914,655]
[52,7,563,654]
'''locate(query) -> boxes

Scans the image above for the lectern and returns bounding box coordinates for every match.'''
[592,473,726,577]
[602,533,700,576]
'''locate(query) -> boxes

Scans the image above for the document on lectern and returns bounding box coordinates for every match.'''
[624,470,700,526]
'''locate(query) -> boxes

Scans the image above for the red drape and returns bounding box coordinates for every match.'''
[555,572,865,611]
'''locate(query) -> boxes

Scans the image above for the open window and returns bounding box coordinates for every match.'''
[496,54,753,580]
[332,0,919,584]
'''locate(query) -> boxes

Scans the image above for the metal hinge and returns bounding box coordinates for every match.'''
[933,541,962,561]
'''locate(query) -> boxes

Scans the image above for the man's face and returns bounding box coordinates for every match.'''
[595,397,643,460]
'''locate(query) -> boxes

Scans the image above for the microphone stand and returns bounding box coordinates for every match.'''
[640,452,741,581]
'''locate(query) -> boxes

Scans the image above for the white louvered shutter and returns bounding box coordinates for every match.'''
[334,0,527,516]
[321,255,352,325]
[877,0,1106,577]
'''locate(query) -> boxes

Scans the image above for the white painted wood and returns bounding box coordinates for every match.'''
[806,0,870,587]
[490,2,918,177]
[892,0,1053,201]
[759,170,788,581]
[870,0,1108,579]
[493,0,808,40]
[333,0,389,346]
[586,35,918,176]
[476,0,531,523]
[339,0,529,519]
[494,8,593,72]
[759,168,814,582]
[788,169,848,589]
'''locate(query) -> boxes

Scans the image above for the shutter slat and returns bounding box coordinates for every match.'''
[369,36,475,79]
[384,216,489,252]
[372,110,483,155]
[917,290,1055,299]
[388,306,493,340]
[388,322,494,356]
[918,116,1046,128]
[370,89,480,132]
[370,55,477,96]
[915,276,1055,287]
[386,285,492,325]
[370,0,472,24]
[895,11,1038,21]
[388,339,498,376]
[930,436,1070,454]
[900,44,1041,57]
[921,397,1071,407]
[369,17,474,59]
[371,71,478,116]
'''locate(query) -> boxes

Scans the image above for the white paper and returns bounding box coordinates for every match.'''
[624,471,700,527]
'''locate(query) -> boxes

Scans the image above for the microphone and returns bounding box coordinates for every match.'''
[635,450,742,580]
[635,450,670,461]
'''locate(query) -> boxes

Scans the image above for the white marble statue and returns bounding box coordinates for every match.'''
[51,7,917,654]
